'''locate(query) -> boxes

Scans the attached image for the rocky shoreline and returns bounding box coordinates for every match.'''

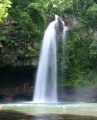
[0,87,97,103]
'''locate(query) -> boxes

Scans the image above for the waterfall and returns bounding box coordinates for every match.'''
[33,15,68,103]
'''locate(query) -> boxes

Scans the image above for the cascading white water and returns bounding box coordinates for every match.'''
[61,25,69,85]
[33,15,68,103]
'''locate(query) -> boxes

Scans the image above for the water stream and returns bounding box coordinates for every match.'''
[33,15,68,103]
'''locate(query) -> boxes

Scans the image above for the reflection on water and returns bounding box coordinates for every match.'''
[0,110,97,120]
[32,115,58,120]
[32,115,97,120]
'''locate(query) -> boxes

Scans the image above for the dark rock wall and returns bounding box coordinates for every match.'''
[0,65,37,102]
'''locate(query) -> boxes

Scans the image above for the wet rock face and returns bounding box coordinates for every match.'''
[13,93,32,101]
[0,65,36,86]
[0,65,36,102]
[0,83,33,102]
[54,15,65,40]
[62,15,78,28]
[57,17,64,33]
[3,96,13,102]
[0,93,32,102]
[0,95,13,102]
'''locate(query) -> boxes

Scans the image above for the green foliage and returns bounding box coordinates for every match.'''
[72,0,93,27]
[86,3,97,29]
[73,69,97,88]
[28,0,49,12]
[0,0,41,66]
[63,26,95,87]
[90,38,97,58]
[0,0,11,22]
[52,0,73,13]
[1,0,97,87]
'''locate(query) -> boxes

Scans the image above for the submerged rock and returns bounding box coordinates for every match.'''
[0,94,13,102]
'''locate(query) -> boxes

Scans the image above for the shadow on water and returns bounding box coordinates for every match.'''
[0,110,97,120]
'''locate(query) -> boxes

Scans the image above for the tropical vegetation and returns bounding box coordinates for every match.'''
[0,0,97,87]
